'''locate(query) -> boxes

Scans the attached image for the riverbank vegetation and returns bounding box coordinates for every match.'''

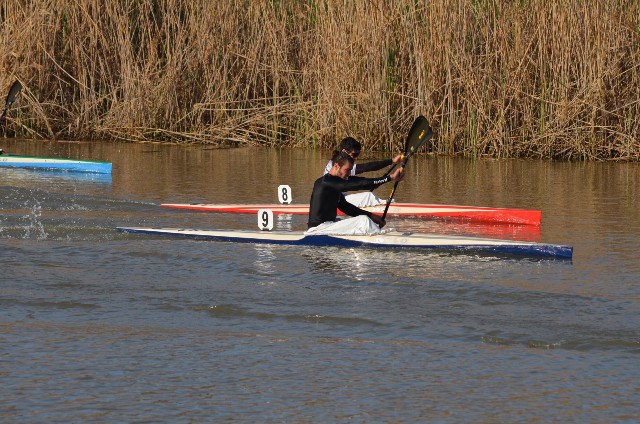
[1,0,639,160]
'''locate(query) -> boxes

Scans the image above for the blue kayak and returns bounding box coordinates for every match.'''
[0,153,112,174]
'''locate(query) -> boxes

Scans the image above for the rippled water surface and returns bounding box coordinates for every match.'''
[1,139,639,422]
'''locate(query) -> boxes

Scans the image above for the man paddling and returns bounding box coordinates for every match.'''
[323,137,402,207]
[307,150,404,235]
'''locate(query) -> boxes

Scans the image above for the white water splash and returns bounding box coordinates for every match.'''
[23,201,48,240]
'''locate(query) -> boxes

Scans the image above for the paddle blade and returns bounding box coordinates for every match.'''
[381,116,433,221]
[4,80,22,109]
[404,115,432,156]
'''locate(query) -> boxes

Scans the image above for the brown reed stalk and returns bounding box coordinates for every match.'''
[1,0,639,160]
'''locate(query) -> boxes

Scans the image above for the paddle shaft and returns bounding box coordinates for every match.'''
[381,154,412,221]
[381,180,401,220]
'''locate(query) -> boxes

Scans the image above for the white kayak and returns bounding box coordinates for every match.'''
[0,153,112,174]
[117,227,573,259]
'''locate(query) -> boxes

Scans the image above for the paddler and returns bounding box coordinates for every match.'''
[323,137,402,207]
[307,150,404,235]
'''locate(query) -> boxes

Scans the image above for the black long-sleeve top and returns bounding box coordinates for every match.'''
[307,173,391,228]
[323,158,393,176]
[354,159,393,174]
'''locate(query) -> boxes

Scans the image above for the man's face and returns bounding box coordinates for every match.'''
[334,162,353,179]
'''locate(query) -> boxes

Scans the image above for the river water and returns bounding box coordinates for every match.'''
[1,139,638,423]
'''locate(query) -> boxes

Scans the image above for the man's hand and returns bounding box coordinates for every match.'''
[392,154,403,164]
[370,214,386,228]
[389,167,405,182]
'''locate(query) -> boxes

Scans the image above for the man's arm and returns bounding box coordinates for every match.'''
[354,154,403,174]
[323,175,390,192]
[354,159,392,174]
[337,195,372,218]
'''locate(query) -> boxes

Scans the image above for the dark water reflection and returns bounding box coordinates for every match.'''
[1,139,639,422]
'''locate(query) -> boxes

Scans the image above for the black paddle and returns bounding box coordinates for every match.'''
[0,80,22,127]
[381,116,433,221]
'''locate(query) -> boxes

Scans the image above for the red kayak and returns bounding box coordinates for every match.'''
[160,202,541,226]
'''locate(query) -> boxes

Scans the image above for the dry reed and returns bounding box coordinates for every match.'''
[1,0,639,160]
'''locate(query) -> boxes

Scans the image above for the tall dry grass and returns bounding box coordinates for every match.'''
[1,0,639,160]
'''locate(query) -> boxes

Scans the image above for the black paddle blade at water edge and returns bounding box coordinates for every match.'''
[1,80,22,127]
[5,81,22,109]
